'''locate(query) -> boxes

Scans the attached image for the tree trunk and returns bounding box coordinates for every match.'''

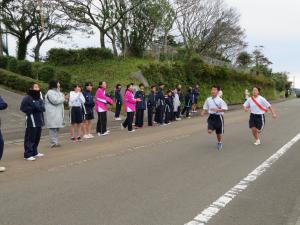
[34,43,41,62]
[100,31,106,49]
[0,28,3,56]
[17,37,30,60]
[111,29,118,56]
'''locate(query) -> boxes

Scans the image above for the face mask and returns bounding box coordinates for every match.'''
[28,90,41,100]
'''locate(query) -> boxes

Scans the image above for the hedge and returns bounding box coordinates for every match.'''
[0,69,47,93]
[16,60,32,77]
[139,61,276,104]
[47,48,114,65]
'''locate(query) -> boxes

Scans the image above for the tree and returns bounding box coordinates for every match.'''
[175,0,246,60]
[1,0,39,59]
[111,0,173,57]
[252,47,272,76]
[32,0,76,61]
[236,51,252,67]
[58,0,137,50]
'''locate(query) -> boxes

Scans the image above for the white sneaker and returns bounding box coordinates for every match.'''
[83,134,90,139]
[176,118,182,121]
[0,166,6,172]
[25,157,36,161]
[129,129,136,133]
[35,153,45,157]
[115,117,122,121]
[254,139,261,146]
[187,116,192,119]
[101,131,109,136]
[107,130,110,133]
[88,134,94,138]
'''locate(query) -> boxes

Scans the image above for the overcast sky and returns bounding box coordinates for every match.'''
[6,0,300,87]
[226,0,300,87]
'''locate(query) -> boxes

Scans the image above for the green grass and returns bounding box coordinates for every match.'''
[54,57,152,92]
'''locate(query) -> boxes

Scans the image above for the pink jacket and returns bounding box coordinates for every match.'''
[124,90,137,112]
[95,88,113,112]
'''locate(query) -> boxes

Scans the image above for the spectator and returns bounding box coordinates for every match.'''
[147,85,156,127]
[45,80,66,148]
[135,83,146,128]
[173,88,181,121]
[114,84,123,121]
[20,83,45,161]
[155,83,165,125]
[83,82,95,139]
[192,84,200,113]
[0,96,8,172]
[95,81,113,136]
[164,90,174,124]
[181,87,193,118]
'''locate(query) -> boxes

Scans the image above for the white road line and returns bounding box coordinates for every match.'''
[185,133,300,225]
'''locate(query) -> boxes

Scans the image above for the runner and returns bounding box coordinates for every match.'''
[243,87,277,145]
[201,85,228,151]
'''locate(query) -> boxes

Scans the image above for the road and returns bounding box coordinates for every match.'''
[0,98,299,225]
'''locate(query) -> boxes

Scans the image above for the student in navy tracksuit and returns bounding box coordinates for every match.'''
[147,85,156,126]
[181,87,193,118]
[135,83,146,128]
[0,96,8,172]
[83,82,95,139]
[192,84,200,112]
[20,83,45,161]
[114,84,123,120]
[155,83,165,125]
[164,90,174,124]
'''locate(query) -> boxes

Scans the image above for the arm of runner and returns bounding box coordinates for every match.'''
[269,106,277,119]
[243,99,250,112]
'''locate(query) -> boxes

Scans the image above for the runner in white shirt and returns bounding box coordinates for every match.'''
[243,87,277,146]
[201,86,228,151]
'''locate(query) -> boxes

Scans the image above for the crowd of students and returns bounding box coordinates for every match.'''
[0,80,276,172]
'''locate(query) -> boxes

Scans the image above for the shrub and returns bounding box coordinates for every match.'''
[39,66,56,83]
[0,56,12,69]
[7,57,18,73]
[31,62,44,80]
[16,60,32,77]
[47,48,114,65]
[55,70,72,90]
[0,69,47,93]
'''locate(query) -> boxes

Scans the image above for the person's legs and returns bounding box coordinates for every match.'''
[128,112,134,131]
[140,110,144,127]
[83,120,88,136]
[181,107,186,115]
[123,113,129,128]
[102,112,107,133]
[70,124,76,139]
[77,123,83,137]
[159,107,164,124]
[33,127,42,156]
[135,109,140,126]
[49,128,58,146]
[186,107,190,117]
[87,120,93,135]
[252,127,259,140]
[97,112,102,133]
[24,127,36,158]
[115,103,121,118]
[148,108,153,126]
[0,130,4,160]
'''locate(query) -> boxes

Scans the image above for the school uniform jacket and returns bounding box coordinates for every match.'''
[83,91,95,111]
[95,88,113,112]
[0,96,8,128]
[135,90,146,110]
[156,88,165,108]
[20,95,45,128]
[124,90,137,112]
[115,89,123,105]
[165,96,174,113]
[184,91,194,108]
[147,92,156,109]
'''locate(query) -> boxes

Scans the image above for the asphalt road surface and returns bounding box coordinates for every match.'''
[0,98,300,225]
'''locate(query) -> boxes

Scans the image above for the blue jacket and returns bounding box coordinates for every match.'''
[192,88,200,102]
[156,88,165,108]
[0,96,8,128]
[185,91,194,107]
[135,90,146,110]
[20,95,45,128]
[147,91,156,108]
[165,95,174,113]
[83,91,95,109]
[115,89,123,104]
